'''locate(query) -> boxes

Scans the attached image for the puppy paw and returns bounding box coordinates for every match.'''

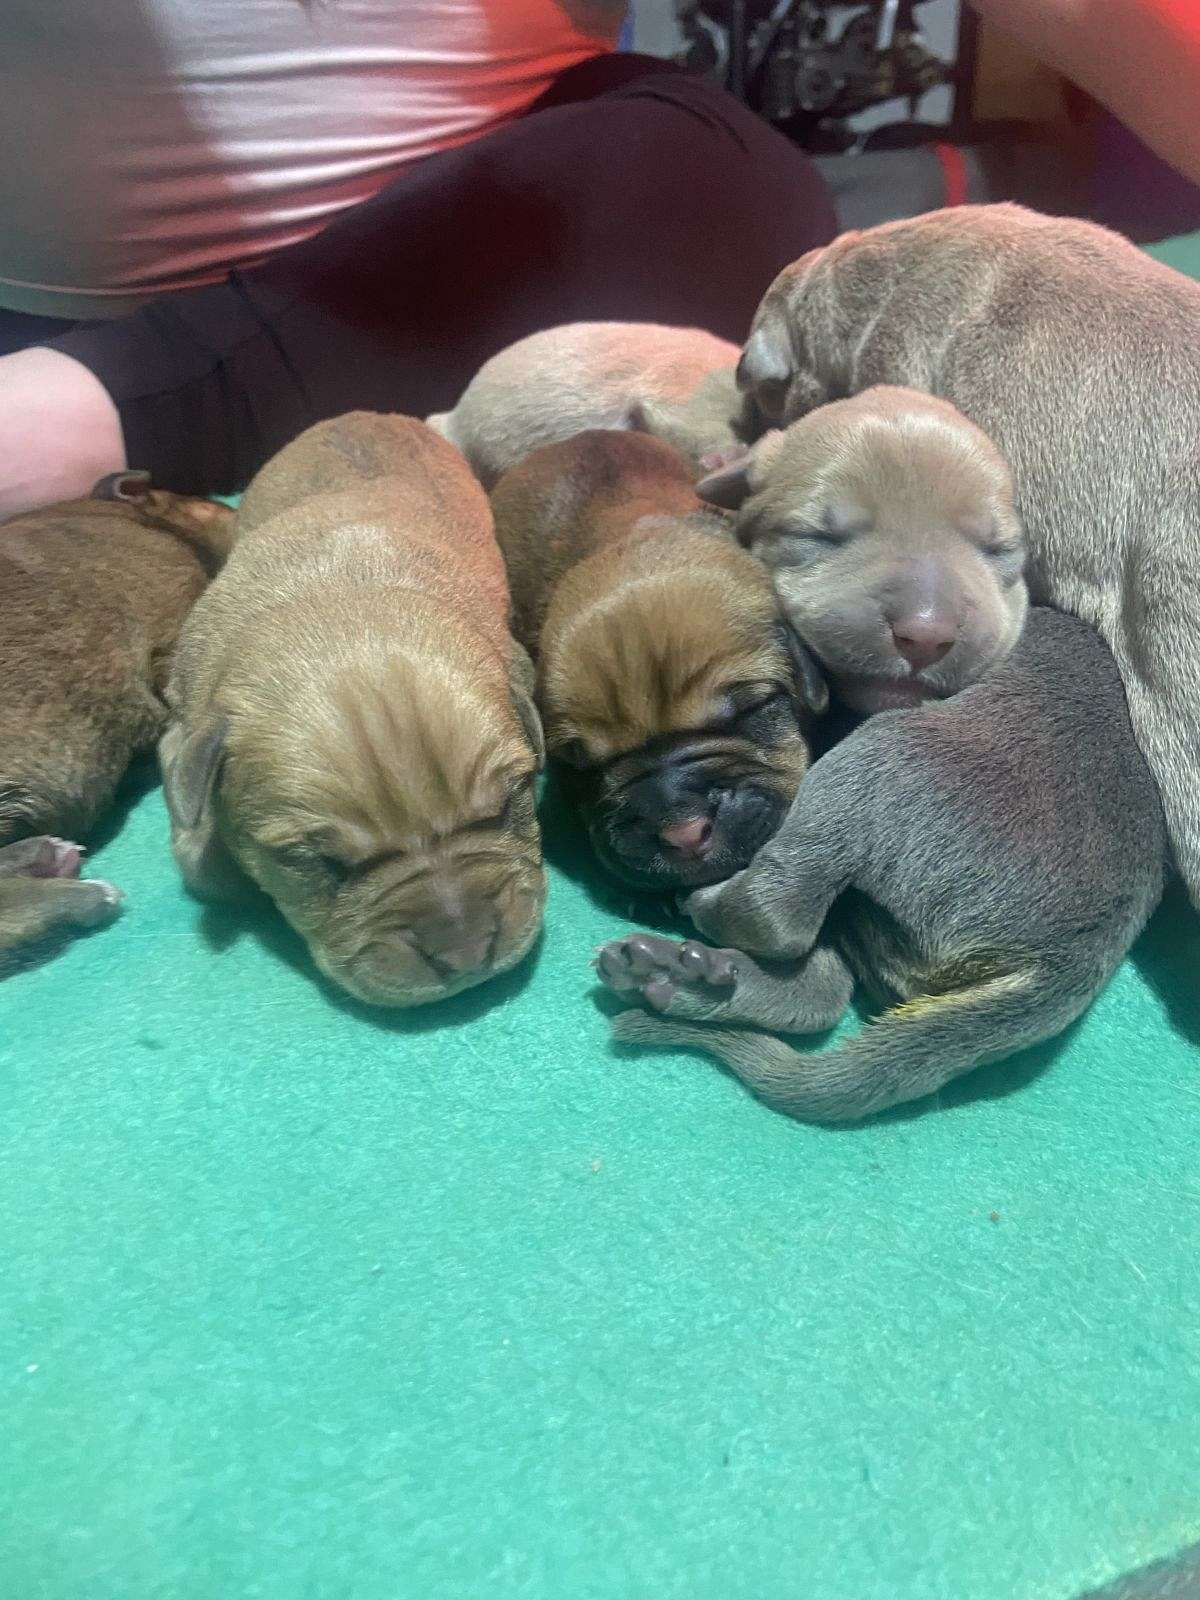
[37,838,86,879]
[0,835,84,880]
[697,443,751,474]
[70,879,124,928]
[596,933,740,1020]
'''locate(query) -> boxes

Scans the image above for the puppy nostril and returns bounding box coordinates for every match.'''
[890,624,955,672]
[659,817,714,857]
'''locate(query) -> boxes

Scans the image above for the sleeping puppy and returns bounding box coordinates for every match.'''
[489,431,827,892]
[696,386,1027,715]
[0,471,234,967]
[598,608,1167,1125]
[427,321,753,488]
[161,413,547,1008]
[731,202,1200,907]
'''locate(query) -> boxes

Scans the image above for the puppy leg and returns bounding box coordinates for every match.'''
[0,837,81,879]
[0,873,122,959]
[681,755,861,959]
[597,934,853,1032]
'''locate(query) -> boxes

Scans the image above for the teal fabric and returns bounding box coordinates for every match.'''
[2,232,1199,1600]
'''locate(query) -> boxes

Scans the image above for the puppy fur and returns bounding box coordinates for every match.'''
[599,608,1167,1124]
[490,431,827,891]
[427,321,754,488]
[697,386,1028,714]
[735,202,1200,906]
[161,412,547,1007]
[0,472,233,965]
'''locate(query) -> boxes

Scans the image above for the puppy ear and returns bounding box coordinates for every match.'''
[739,248,831,423]
[776,622,829,716]
[159,715,244,899]
[91,469,152,503]
[695,429,785,511]
[694,450,754,510]
[508,644,546,769]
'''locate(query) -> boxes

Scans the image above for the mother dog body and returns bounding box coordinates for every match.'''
[739,203,1200,906]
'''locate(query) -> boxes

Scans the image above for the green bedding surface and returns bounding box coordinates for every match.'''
[2,231,1199,1600]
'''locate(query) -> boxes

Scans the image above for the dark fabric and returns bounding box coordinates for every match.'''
[6,52,834,495]
[0,309,76,359]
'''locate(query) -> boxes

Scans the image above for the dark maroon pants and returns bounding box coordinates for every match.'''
[0,54,835,495]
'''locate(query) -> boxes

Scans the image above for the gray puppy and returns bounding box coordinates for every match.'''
[728,202,1200,906]
[598,608,1167,1124]
[698,385,1027,714]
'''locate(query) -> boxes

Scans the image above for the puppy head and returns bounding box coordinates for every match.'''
[163,644,547,1007]
[541,529,826,891]
[697,388,1027,714]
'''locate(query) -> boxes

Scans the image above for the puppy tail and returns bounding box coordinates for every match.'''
[612,965,1071,1123]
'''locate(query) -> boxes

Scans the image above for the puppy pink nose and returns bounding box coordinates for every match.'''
[660,817,713,858]
[891,618,955,672]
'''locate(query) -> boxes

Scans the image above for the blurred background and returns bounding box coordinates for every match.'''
[622,0,1200,241]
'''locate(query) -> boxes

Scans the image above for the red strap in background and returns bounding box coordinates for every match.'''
[933,142,970,207]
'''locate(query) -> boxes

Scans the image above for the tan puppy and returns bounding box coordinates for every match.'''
[161,413,547,1007]
[1,472,233,966]
[732,202,1200,905]
[697,386,1028,714]
[490,431,827,892]
[427,321,753,488]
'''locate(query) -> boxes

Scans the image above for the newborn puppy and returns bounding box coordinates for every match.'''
[428,321,753,488]
[733,202,1200,906]
[697,386,1027,715]
[490,431,827,892]
[0,472,234,966]
[161,412,547,1008]
[599,608,1167,1124]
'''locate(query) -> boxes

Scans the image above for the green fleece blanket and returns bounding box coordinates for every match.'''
[2,233,1198,1600]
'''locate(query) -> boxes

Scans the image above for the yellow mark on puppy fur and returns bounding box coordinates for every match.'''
[889,963,1035,1021]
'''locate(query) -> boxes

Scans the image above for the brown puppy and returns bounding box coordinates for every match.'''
[0,472,233,966]
[161,412,546,1008]
[490,431,827,891]
[697,387,1027,714]
[732,202,1200,906]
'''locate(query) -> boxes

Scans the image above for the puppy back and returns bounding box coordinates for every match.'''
[490,430,703,650]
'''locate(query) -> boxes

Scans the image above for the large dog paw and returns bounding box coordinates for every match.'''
[595,933,740,1021]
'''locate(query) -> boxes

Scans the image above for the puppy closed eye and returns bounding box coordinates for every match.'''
[273,842,356,885]
[720,683,789,720]
[463,774,537,833]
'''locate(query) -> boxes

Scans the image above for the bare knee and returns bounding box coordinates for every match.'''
[0,348,126,518]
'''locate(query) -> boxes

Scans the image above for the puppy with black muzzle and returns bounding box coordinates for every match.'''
[0,471,234,967]
[428,321,754,488]
[489,431,827,893]
[598,608,1167,1125]
[731,202,1200,909]
[697,386,1028,715]
[161,413,547,1008]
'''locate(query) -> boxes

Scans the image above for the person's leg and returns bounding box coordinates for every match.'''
[0,311,127,519]
[10,55,836,503]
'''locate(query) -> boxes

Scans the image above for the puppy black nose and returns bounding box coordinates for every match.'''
[890,618,955,672]
[659,816,714,859]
